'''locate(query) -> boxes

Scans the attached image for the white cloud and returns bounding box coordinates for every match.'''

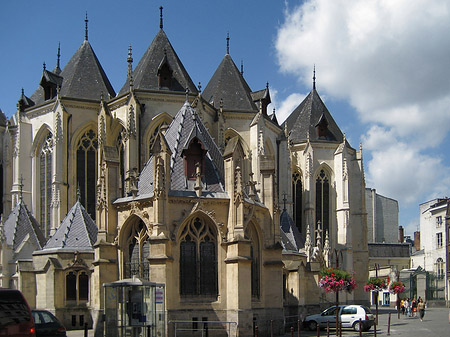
[275,0,450,215]
[270,88,306,123]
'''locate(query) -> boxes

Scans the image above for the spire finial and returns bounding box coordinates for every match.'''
[127,44,133,73]
[19,175,24,201]
[56,42,61,69]
[198,82,202,93]
[185,87,189,102]
[43,62,46,71]
[240,60,244,75]
[266,81,269,90]
[77,183,81,202]
[226,32,230,55]
[313,64,316,90]
[282,193,287,211]
[85,12,88,41]
[21,88,24,96]
[160,6,163,29]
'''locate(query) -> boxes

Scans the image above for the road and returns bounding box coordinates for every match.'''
[66,307,450,337]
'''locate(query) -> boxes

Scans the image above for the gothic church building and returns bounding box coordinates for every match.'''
[0,13,368,337]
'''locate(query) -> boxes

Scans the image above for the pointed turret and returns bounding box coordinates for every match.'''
[43,198,98,251]
[3,199,46,251]
[203,35,257,111]
[118,27,197,95]
[30,15,115,105]
[282,87,343,143]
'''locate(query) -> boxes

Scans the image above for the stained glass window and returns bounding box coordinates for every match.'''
[76,129,97,219]
[316,169,330,241]
[292,171,302,233]
[180,217,217,296]
[39,132,53,238]
[124,220,150,280]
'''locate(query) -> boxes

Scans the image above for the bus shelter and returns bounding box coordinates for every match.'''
[103,277,165,337]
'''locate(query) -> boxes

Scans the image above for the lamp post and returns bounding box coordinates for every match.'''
[374,263,380,325]
[332,249,343,337]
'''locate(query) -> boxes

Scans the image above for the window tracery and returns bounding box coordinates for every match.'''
[39,132,53,237]
[76,129,97,219]
[179,217,217,296]
[316,169,330,242]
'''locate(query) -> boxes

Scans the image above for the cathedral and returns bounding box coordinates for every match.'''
[0,11,369,337]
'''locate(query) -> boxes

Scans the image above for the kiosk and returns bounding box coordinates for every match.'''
[103,277,165,337]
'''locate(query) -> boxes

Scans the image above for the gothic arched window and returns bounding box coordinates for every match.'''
[125,220,150,280]
[148,120,169,158]
[179,217,217,296]
[76,129,98,219]
[292,170,303,233]
[246,224,260,298]
[316,169,330,239]
[116,132,125,197]
[66,271,89,303]
[39,132,53,237]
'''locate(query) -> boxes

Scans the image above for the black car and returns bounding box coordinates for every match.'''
[32,310,66,337]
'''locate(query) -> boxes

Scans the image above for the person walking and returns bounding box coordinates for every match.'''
[412,298,417,317]
[418,298,425,321]
[404,298,410,317]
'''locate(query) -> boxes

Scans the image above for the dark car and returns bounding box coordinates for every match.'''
[32,310,66,337]
[0,288,36,336]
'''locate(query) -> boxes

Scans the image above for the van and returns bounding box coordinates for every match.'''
[0,288,36,336]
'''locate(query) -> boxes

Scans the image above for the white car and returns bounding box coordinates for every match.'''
[304,305,374,332]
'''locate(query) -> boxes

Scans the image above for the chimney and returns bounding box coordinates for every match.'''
[414,231,420,251]
[398,226,404,243]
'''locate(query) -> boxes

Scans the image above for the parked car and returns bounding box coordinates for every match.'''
[304,305,374,332]
[0,288,36,336]
[32,310,66,337]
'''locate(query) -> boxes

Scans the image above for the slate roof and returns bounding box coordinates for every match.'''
[280,209,304,252]
[202,54,257,111]
[282,88,343,143]
[2,199,46,251]
[118,29,197,95]
[0,109,7,127]
[43,199,97,251]
[30,40,115,105]
[137,100,225,196]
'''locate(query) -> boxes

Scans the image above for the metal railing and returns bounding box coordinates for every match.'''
[169,320,237,337]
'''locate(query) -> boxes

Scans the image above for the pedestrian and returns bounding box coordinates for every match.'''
[412,298,417,317]
[417,298,425,321]
[404,298,410,317]
[400,298,405,315]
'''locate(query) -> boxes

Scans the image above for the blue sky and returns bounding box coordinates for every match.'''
[1,0,450,237]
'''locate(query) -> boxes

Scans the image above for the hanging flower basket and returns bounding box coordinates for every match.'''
[319,267,356,293]
[364,277,387,292]
[389,281,405,294]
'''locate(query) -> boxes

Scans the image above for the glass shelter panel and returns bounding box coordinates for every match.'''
[104,278,165,337]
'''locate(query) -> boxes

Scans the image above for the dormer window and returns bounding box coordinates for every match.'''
[158,62,172,89]
[316,115,329,139]
[183,138,205,180]
[40,70,62,101]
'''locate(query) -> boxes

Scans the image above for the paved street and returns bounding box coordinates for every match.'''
[66,307,450,337]
[283,307,450,337]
